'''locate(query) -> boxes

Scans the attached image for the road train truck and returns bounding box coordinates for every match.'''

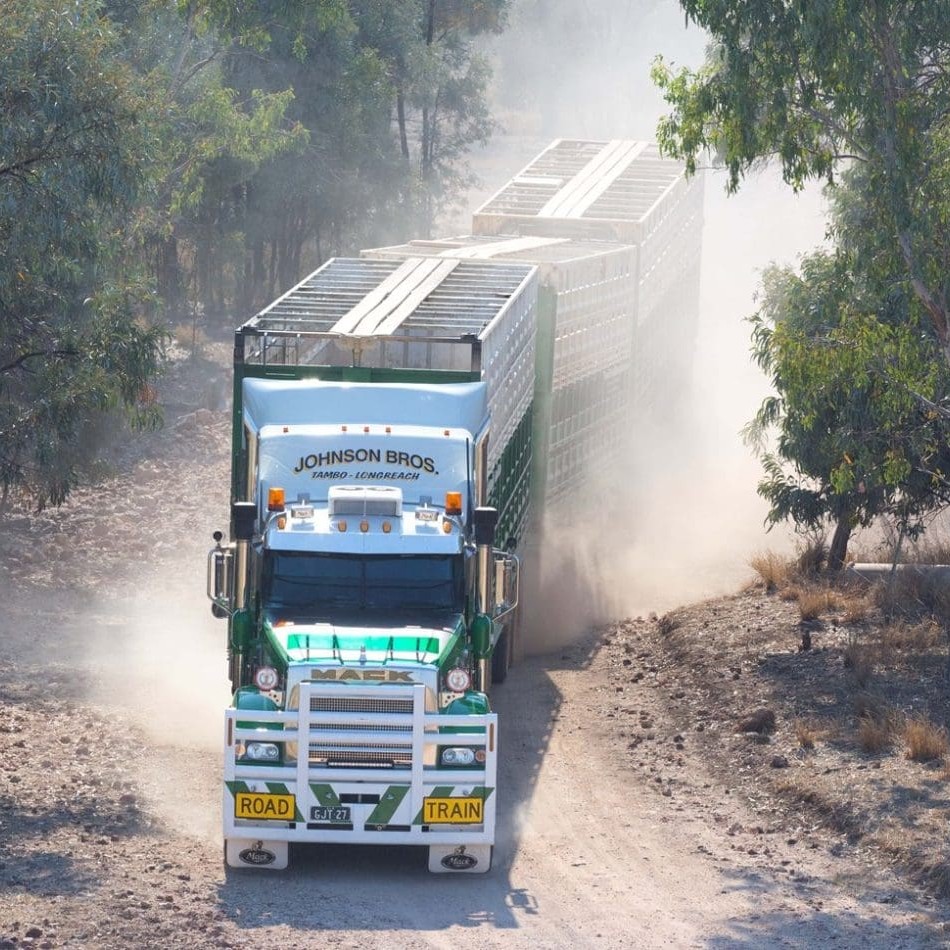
[208,256,539,873]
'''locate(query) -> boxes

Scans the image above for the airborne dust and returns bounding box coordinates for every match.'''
[82,1,831,743]
[482,1,829,648]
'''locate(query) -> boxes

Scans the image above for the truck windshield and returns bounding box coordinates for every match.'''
[261,552,464,614]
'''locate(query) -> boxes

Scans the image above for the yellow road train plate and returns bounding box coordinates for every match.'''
[423,796,483,824]
[234,792,296,821]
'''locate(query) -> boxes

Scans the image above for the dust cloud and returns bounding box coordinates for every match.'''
[481,2,829,649]
[84,535,232,839]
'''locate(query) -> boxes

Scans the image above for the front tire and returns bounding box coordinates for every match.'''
[491,626,510,684]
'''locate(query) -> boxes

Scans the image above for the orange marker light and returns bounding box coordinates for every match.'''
[445,491,462,515]
[276,516,287,529]
[268,487,285,511]
[442,520,453,534]
[363,425,370,433]
[382,521,392,534]
[342,425,348,432]
[360,520,369,533]
[337,520,347,532]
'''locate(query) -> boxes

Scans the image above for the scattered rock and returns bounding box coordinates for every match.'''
[770,755,789,769]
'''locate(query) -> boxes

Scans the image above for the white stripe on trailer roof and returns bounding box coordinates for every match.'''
[437,236,569,259]
[330,257,459,335]
[371,258,460,335]
[539,140,647,219]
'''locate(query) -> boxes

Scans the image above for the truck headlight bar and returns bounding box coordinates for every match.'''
[439,746,485,768]
[241,741,281,762]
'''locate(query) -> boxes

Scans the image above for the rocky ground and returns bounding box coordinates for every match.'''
[599,575,950,910]
[1,344,949,948]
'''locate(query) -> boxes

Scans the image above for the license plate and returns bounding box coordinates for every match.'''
[234,792,296,821]
[310,805,351,822]
[422,796,483,824]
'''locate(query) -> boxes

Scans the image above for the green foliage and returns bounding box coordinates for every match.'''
[654,0,950,361]
[0,1,166,509]
[746,243,950,555]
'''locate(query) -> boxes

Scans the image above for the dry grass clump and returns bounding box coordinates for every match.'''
[843,639,874,687]
[794,535,827,578]
[858,715,893,753]
[749,551,790,592]
[172,322,210,355]
[796,586,846,621]
[873,568,950,621]
[880,619,942,653]
[903,717,949,763]
[902,535,950,566]
[794,719,819,750]
[875,827,950,898]
[853,692,898,753]
[840,592,872,624]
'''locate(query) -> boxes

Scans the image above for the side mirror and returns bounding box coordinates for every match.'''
[207,532,234,618]
[492,551,519,620]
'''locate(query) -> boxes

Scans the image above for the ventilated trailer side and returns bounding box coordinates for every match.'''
[361,235,638,514]
[472,138,704,419]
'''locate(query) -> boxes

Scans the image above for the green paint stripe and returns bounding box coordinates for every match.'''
[309,783,341,808]
[265,782,304,822]
[366,785,410,826]
[225,781,251,797]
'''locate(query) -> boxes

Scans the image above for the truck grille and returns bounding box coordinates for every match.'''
[310,695,414,716]
[310,743,413,769]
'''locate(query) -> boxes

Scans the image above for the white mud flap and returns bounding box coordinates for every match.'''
[428,844,492,874]
[225,837,289,870]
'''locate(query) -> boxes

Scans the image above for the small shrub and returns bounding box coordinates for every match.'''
[858,715,893,753]
[841,594,871,624]
[780,585,800,603]
[657,612,679,636]
[750,551,789,592]
[795,535,827,578]
[798,587,834,622]
[904,717,949,763]
[843,639,874,688]
[794,719,818,750]
[172,322,209,355]
[881,619,941,653]
[853,691,891,724]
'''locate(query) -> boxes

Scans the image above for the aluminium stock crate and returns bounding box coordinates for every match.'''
[362,235,638,513]
[472,139,704,420]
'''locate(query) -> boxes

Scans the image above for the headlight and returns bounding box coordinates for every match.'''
[243,741,280,762]
[440,747,475,766]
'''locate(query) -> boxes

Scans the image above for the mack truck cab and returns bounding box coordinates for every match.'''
[208,377,519,873]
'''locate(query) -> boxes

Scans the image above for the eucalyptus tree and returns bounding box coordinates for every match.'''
[198,0,509,312]
[0,1,165,508]
[747,246,950,569]
[653,0,950,366]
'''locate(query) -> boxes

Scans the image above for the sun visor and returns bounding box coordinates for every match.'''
[243,379,489,437]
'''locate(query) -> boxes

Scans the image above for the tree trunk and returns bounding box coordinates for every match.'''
[828,517,852,572]
[396,90,410,160]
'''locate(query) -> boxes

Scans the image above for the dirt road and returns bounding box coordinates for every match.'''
[0,390,945,948]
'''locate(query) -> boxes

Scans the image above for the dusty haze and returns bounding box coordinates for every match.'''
[479,1,829,645]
